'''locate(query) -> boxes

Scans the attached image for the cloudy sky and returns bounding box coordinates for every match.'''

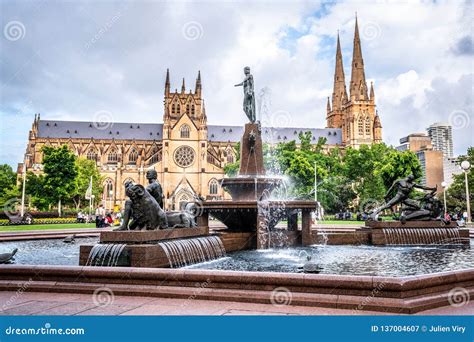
[1,0,472,168]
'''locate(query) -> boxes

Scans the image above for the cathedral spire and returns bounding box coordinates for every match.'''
[165,68,170,96]
[370,81,375,103]
[350,15,368,100]
[195,70,202,96]
[332,31,347,110]
[181,78,186,93]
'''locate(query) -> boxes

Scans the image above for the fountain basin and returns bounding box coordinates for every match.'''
[220,176,284,201]
[203,200,316,232]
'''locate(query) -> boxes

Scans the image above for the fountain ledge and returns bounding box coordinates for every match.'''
[100,227,209,243]
[0,265,473,314]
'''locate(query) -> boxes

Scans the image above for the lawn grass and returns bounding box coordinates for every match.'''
[317,220,363,225]
[0,223,96,232]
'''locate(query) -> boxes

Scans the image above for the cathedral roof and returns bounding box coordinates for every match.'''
[208,125,342,145]
[36,119,342,145]
[37,120,163,140]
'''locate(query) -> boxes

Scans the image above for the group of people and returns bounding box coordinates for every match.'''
[94,204,122,228]
[444,210,469,226]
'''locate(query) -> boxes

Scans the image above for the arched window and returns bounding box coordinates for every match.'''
[358,117,364,135]
[209,179,219,195]
[172,104,176,115]
[178,193,190,211]
[148,146,161,165]
[87,149,97,161]
[186,104,190,115]
[191,104,195,116]
[227,153,234,163]
[180,124,190,139]
[176,104,181,113]
[104,179,113,199]
[365,116,371,135]
[128,149,138,164]
[107,149,118,164]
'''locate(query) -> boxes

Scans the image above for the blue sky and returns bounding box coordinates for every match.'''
[1,0,472,168]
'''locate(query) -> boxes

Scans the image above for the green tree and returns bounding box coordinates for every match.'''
[343,144,389,209]
[0,164,19,207]
[41,145,78,216]
[376,149,422,190]
[24,172,49,211]
[72,157,103,210]
[445,147,474,215]
[223,142,240,177]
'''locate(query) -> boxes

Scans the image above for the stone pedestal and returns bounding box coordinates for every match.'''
[301,209,313,246]
[239,123,264,176]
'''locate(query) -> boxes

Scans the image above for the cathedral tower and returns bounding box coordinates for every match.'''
[326,16,382,147]
[326,33,348,129]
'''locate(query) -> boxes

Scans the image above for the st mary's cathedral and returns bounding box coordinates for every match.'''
[20,17,382,210]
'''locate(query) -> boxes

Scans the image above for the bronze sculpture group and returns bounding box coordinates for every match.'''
[114,169,196,231]
[369,174,444,222]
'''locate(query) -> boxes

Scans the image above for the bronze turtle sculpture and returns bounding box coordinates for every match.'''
[63,234,76,243]
[298,255,322,274]
[0,248,18,264]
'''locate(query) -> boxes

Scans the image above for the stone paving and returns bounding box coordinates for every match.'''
[0,291,472,316]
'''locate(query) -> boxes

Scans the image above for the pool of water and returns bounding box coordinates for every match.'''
[0,237,98,266]
[186,241,474,276]
[1,238,474,276]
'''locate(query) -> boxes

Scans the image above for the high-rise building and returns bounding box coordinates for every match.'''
[397,133,432,152]
[427,122,453,158]
[397,133,444,189]
[443,157,462,187]
[415,149,444,189]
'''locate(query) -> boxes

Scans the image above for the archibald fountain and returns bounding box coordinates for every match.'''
[80,66,468,269]
[80,67,318,268]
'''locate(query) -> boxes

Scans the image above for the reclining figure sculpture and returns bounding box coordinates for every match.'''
[369,174,444,222]
[114,170,198,231]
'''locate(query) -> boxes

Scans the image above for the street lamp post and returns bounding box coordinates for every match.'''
[20,154,30,218]
[20,163,26,218]
[441,181,447,218]
[461,160,471,223]
[109,190,113,212]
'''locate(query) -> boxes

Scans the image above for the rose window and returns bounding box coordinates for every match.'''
[174,146,195,167]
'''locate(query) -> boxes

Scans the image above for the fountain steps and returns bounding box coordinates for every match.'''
[312,222,470,246]
[80,232,254,268]
[0,266,473,313]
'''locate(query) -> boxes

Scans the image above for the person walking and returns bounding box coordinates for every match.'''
[95,204,105,228]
